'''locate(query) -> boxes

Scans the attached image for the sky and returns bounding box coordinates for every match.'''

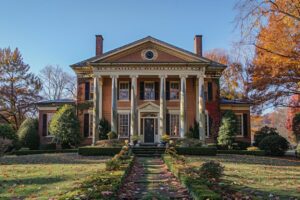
[0,0,239,75]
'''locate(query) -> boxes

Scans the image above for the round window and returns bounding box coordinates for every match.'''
[145,50,154,59]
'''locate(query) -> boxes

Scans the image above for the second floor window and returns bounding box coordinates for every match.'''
[170,82,179,100]
[119,82,130,100]
[144,82,155,100]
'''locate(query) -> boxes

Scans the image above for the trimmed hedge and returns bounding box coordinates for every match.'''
[78,146,121,156]
[217,150,265,156]
[163,155,221,200]
[14,149,78,155]
[176,147,217,156]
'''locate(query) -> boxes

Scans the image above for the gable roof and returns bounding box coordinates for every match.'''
[70,36,226,69]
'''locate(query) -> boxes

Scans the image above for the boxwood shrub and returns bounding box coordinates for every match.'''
[15,149,78,155]
[175,147,217,156]
[217,150,265,156]
[78,146,121,156]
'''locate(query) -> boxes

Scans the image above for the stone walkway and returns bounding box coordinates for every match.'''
[118,157,191,199]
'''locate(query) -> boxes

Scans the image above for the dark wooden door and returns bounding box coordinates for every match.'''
[144,118,154,143]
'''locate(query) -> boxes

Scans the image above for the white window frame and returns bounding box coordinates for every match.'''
[144,81,155,101]
[235,113,244,137]
[118,111,130,138]
[119,81,130,101]
[46,113,54,137]
[169,81,180,100]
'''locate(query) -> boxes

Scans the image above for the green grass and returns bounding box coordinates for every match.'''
[186,154,300,199]
[0,153,110,200]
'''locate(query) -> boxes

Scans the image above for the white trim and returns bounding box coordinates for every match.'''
[38,107,58,111]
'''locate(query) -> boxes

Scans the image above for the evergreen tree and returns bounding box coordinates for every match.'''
[98,118,111,140]
[49,105,81,147]
[18,118,40,150]
[217,110,237,149]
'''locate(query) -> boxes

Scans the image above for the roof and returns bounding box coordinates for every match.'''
[36,99,75,106]
[220,98,251,105]
[70,36,227,69]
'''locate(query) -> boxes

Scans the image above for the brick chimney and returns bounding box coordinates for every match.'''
[194,35,202,57]
[96,35,103,56]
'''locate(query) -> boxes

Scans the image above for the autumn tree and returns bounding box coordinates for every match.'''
[0,48,41,129]
[39,65,76,100]
[204,49,249,100]
[235,0,300,111]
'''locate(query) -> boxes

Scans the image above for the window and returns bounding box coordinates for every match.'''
[119,114,130,137]
[144,82,155,100]
[170,82,179,100]
[89,114,93,137]
[170,114,180,137]
[236,114,243,136]
[119,82,130,100]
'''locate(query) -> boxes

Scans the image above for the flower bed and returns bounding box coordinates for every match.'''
[163,155,221,200]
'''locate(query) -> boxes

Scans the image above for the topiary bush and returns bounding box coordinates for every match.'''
[0,124,19,151]
[259,135,289,156]
[98,118,111,140]
[199,161,224,182]
[217,110,237,149]
[254,126,279,146]
[17,118,39,150]
[49,105,81,147]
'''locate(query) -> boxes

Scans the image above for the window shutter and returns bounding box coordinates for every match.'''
[166,113,170,135]
[42,114,47,136]
[140,82,144,100]
[209,116,213,137]
[166,81,170,100]
[155,82,159,100]
[85,82,90,100]
[129,82,131,100]
[208,82,213,101]
[243,113,248,137]
[84,114,89,137]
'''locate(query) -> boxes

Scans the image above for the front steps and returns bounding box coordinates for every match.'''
[132,146,166,157]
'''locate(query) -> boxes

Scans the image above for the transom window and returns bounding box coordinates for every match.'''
[144,82,155,100]
[170,81,179,100]
[118,114,130,137]
[170,114,180,137]
[236,114,243,136]
[119,82,130,100]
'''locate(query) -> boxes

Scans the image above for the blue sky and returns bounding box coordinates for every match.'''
[0,0,239,75]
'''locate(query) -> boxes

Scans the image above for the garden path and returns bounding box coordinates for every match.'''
[118,157,191,199]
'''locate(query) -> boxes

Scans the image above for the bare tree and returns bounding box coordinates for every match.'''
[39,65,76,100]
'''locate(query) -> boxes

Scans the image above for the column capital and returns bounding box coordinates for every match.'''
[179,74,188,79]
[92,74,100,78]
[110,75,119,78]
[159,74,168,78]
[130,75,139,78]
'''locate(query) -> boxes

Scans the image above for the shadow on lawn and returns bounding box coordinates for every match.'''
[0,153,110,165]
[198,154,300,167]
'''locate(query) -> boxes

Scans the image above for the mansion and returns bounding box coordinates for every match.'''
[37,35,251,145]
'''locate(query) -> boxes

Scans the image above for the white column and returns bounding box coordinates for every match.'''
[92,75,100,146]
[198,75,206,142]
[180,75,187,138]
[159,75,167,140]
[111,75,118,134]
[130,75,138,142]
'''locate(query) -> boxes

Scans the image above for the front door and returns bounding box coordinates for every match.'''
[144,118,155,143]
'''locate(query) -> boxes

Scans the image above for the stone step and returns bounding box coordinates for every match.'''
[134,179,169,183]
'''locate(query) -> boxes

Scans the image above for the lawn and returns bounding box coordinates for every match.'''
[186,154,300,199]
[0,153,109,200]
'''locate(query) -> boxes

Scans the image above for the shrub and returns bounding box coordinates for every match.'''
[49,105,81,147]
[217,110,237,149]
[174,138,202,147]
[217,149,265,156]
[105,158,121,171]
[259,135,289,156]
[161,134,170,143]
[78,147,122,156]
[95,139,123,147]
[187,121,199,139]
[98,118,111,140]
[17,118,39,150]
[40,143,56,150]
[0,124,19,150]
[199,161,224,181]
[247,146,260,151]
[107,131,117,140]
[0,138,12,156]
[253,126,279,146]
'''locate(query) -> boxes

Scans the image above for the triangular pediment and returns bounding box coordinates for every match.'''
[138,102,160,112]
